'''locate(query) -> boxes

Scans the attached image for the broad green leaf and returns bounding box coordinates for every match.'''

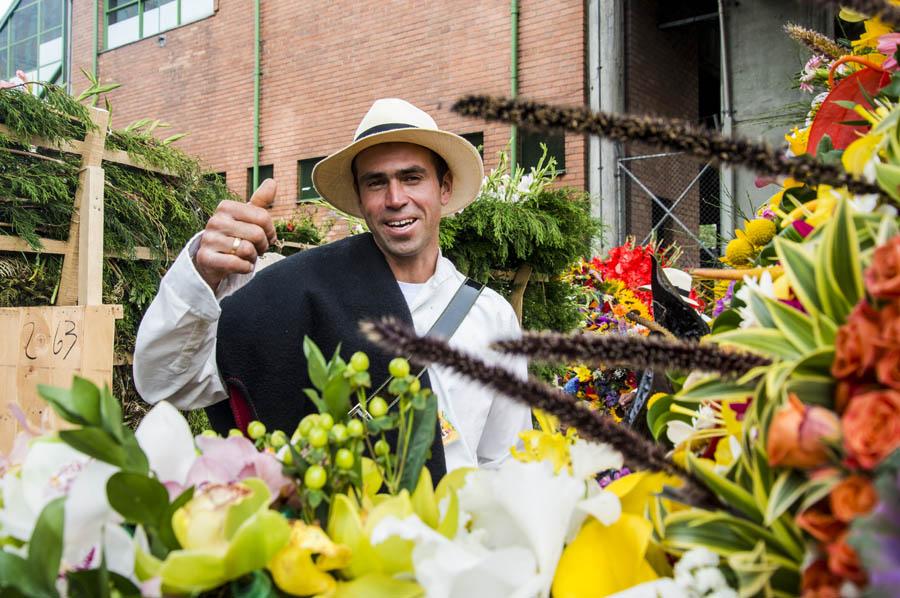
[107,472,169,528]
[0,551,36,596]
[685,454,761,523]
[647,395,690,440]
[662,510,799,564]
[59,428,127,468]
[398,393,439,493]
[67,569,141,598]
[27,497,65,595]
[709,329,800,361]
[710,308,742,334]
[38,378,101,427]
[158,487,195,552]
[765,471,808,525]
[763,297,816,353]
[784,375,835,407]
[322,374,352,419]
[303,336,329,391]
[119,430,150,475]
[302,388,328,414]
[774,239,822,315]
[875,161,900,201]
[99,384,124,443]
[798,471,842,513]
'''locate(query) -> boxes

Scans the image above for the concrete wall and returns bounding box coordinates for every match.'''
[724,0,832,219]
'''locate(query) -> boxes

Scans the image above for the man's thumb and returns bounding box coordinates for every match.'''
[249,178,277,208]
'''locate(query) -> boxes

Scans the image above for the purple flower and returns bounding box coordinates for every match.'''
[712,281,736,317]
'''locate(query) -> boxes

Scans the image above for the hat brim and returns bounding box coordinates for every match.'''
[312,128,484,219]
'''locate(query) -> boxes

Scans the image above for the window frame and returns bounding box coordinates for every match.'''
[297,156,325,203]
[0,0,67,89]
[246,164,274,200]
[103,0,214,50]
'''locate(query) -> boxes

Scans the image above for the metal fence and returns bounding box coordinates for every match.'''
[617,151,724,269]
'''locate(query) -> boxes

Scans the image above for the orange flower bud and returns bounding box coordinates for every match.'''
[767,394,841,469]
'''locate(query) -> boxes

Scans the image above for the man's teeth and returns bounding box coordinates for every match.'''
[387,219,415,228]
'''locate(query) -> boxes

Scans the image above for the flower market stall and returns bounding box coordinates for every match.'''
[2,1,900,597]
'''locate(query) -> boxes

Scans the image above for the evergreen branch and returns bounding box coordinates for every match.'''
[362,318,722,510]
[813,0,900,28]
[783,23,845,60]
[451,95,884,197]
[493,331,770,378]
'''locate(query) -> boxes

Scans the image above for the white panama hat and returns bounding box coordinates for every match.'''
[638,267,700,307]
[312,98,484,219]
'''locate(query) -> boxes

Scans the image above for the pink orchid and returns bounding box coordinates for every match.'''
[878,33,900,70]
[187,435,292,501]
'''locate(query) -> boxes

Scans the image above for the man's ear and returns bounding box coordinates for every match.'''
[440,171,453,206]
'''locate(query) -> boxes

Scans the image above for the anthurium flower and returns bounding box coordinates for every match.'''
[140,478,290,594]
[268,520,350,596]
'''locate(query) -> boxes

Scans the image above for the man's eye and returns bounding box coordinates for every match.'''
[403,176,422,183]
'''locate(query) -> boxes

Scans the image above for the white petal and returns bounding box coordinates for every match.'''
[607,578,688,597]
[135,401,196,485]
[666,420,695,446]
[577,490,622,527]
[569,440,623,480]
[63,460,120,569]
[103,524,136,579]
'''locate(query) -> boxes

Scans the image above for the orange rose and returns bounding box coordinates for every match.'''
[768,394,841,469]
[797,504,846,543]
[878,300,900,347]
[876,349,900,390]
[826,532,867,585]
[802,559,842,598]
[842,389,900,469]
[829,475,877,522]
[832,302,883,380]
[865,235,900,299]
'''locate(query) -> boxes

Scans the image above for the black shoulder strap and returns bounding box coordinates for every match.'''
[426,277,485,340]
[350,277,484,418]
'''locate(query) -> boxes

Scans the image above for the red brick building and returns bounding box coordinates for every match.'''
[29,0,585,228]
[2,1,830,257]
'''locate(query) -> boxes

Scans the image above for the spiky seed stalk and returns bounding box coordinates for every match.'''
[362,318,722,509]
[783,23,845,60]
[451,95,884,198]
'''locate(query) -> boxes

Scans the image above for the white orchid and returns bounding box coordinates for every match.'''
[735,270,775,329]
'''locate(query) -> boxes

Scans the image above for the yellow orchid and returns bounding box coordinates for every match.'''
[763,178,803,220]
[551,472,673,597]
[268,520,351,596]
[512,429,574,474]
[851,17,894,50]
[572,365,593,383]
[784,126,810,155]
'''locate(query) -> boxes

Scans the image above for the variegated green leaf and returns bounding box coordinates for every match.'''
[686,453,761,523]
[765,471,808,526]
[710,329,800,361]
[763,297,816,353]
[675,377,754,404]
[774,238,822,315]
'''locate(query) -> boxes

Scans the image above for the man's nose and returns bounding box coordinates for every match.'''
[385,178,407,208]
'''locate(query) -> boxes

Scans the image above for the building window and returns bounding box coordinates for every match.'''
[460,132,484,157]
[203,171,225,185]
[519,130,565,174]
[297,156,324,202]
[246,164,273,200]
[105,0,214,50]
[0,0,65,89]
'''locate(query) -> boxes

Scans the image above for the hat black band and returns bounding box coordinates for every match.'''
[355,122,418,141]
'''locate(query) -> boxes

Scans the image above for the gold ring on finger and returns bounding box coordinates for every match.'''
[230,236,242,254]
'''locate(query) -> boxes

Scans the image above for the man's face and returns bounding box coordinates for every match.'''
[354,142,451,265]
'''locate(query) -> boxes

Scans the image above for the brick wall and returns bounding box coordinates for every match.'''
[623,0,705,265]
[69,0,585,236]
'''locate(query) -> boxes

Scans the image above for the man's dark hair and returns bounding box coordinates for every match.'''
[351,147,449,190]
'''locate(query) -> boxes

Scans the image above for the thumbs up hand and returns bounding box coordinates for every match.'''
[194,178,278,291]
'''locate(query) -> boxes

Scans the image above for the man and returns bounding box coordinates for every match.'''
[134,98,531,476]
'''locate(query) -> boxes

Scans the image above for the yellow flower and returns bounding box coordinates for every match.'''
[722,235,754,267]
[268,521,351,596]
[785,126,810,155]
[852,17,893,50]
[512,429,573,474]
[743,218,777,247]
[572,365,592,383]
[551,472,673,597]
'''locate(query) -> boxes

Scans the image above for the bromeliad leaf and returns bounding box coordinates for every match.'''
[708,329,800,361]
[762,297,816,354]
[765,471,808,526]
[775,238,822,316]
[398,393,439,493]
[685,453,761,523]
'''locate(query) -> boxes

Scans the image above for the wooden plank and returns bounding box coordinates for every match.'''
[77,165,105,305]
[57,107,110,306]
[0,305,122,454]
[0,123,83,155]
[101,147,176,176]
[0,235,168,261]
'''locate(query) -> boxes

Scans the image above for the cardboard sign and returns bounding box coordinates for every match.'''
[0,305,122,454]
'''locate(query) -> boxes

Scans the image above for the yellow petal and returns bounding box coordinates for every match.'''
[606,472,672,515]
[842,133,882,177]
[269,542,337,597]
[411,467,439,529]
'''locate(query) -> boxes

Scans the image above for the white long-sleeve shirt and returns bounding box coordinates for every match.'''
[133,234,532,471]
